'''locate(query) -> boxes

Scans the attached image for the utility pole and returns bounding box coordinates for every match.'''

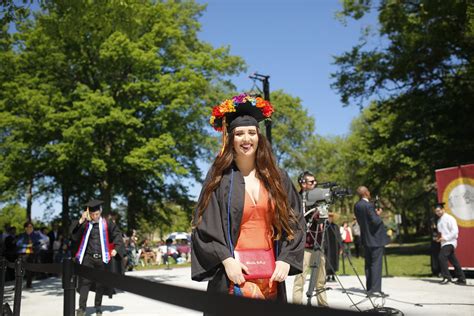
[249,73,272,144]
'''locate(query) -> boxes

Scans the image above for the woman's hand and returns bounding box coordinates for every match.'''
[222,257,249,285]
[270,260,290,287]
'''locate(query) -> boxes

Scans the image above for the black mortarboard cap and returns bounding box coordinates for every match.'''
[228,114,259,131]
[85,199,104,212]
[227,102,265,131]
[434,202,445,209]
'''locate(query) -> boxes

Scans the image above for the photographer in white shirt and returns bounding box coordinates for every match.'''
[434,203,466,285]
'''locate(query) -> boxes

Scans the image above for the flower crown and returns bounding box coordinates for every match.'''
[209,93,274,131]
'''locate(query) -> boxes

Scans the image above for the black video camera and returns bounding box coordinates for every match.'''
[302,183,352,218]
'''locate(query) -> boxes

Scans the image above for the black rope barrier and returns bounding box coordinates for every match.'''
[0,256,378,316]
[74,263,372,316]
[22,262,62,274]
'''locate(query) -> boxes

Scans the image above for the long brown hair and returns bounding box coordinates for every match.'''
[194,129,298,240]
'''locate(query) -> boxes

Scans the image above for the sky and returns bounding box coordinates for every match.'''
[196,0,380,136]
[31,0,381,220]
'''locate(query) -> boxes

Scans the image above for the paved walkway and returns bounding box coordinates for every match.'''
[4,267,473,315]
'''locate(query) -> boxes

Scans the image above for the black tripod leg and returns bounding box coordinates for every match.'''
[305,249,321,306]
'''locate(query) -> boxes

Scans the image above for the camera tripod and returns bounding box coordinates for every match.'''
[304,210,331,307]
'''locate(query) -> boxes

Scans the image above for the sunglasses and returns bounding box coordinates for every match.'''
[304,180,316,184]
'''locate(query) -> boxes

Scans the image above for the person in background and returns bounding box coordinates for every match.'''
[176,239,191,263]
[127,229,139,269]
[140,238,157,265]
[340,221,353,259]
[47,223,60,263]
[434,202,466,285]
[324,213,342,282]
[354,186,390,297]
[53,233,64,263]
[351,217,362,258]
[161,238,179,264]
[37,227,51,278]
[70,199,125,316]
[16,222,43,288]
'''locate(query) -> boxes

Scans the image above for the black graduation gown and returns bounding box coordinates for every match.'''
[70,219,126,296]
[191,164,305,310]
[324,222,342,274]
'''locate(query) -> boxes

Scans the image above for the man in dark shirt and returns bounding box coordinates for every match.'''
[70,200,125,316]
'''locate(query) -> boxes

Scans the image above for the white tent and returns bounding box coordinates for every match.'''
[165,231,190,241]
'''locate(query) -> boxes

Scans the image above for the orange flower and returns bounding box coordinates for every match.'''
[255,97,266,108]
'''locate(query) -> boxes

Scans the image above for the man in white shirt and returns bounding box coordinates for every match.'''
[435,203,466,285]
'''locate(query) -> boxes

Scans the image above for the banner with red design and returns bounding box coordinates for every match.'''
[435,164,474,270]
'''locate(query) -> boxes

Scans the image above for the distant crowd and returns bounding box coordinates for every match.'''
[0,220,191,285]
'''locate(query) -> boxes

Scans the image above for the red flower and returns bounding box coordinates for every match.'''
[262,105,274,117]
[212,106,223,117]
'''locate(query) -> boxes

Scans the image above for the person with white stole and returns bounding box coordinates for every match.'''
[70,199,125,316]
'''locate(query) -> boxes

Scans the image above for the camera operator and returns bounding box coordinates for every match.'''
[354,186,390,298]
[292,171,328,307]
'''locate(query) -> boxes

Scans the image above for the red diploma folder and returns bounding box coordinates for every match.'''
[234,248,276,280]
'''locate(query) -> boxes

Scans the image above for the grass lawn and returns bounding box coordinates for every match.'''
[338,241,433,277]
[133,241,435,277]
[135,262,191,271]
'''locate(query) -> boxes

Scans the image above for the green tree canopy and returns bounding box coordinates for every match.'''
[0,0,245,229]
[329,0,473,235]
[332,0,474,172]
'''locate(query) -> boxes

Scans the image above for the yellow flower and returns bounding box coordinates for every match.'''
[220,99,236,113]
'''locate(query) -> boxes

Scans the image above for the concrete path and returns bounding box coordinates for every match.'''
[4,267,473,316]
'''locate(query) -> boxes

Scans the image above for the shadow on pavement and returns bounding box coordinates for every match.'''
[135,274,181,283]
[85,305,124,315]
[416,278,444,284]
[333,286,367,295]
[23,277,64,296]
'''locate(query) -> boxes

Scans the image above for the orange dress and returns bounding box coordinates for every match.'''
[229,184,277,299]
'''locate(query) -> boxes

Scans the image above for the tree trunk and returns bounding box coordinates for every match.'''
[401,208,409,241]
[127,190,138,230]
[100,179,112,214]
[61,185,71,236]
[26,179,33,221]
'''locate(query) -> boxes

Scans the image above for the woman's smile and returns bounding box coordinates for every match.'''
[233,126,259,157]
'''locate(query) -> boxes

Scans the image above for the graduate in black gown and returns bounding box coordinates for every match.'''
[191,94,305,315]
[70,200,125,316]
[324,213,342,282]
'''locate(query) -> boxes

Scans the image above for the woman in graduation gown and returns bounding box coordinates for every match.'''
[191,94,305,310]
